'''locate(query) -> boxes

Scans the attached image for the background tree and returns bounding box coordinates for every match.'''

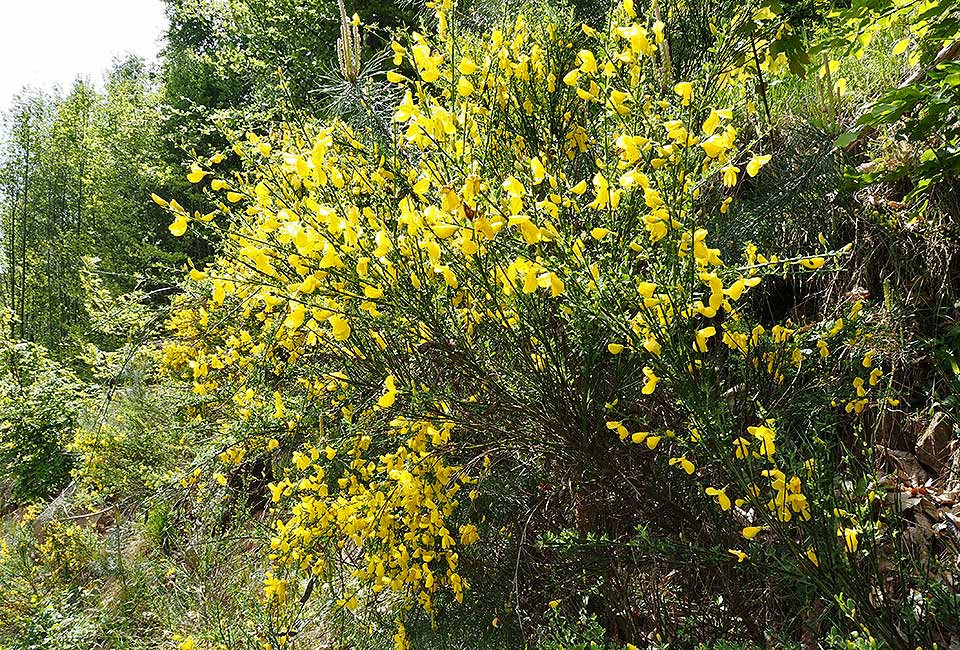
[0,58,184,354]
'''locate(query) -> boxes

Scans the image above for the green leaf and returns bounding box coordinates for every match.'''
[834,131,860,148]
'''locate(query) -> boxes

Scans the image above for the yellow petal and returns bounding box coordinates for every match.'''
[746,154,772,177]
[169,215,188,237]
[377,374,397,408]
[577,49,598,74]
[457,77,474,96]
[673,81,693,106]
[741,526,762,540]
[186,162,209,184]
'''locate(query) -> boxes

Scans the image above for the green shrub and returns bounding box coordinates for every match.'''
[0,339,86,504]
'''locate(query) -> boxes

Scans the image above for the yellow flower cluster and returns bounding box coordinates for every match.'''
[266,417,477,612]
[35,520,96,579]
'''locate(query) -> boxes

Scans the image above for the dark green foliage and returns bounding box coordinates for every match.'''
[160,0,420,144]
[657,0,822,82]
[0,339,85,505]
[714,122,849,260]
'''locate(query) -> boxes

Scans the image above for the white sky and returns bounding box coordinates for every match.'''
[0,0,168,111]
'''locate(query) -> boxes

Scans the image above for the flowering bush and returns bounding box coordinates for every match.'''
[157,0,955,646]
